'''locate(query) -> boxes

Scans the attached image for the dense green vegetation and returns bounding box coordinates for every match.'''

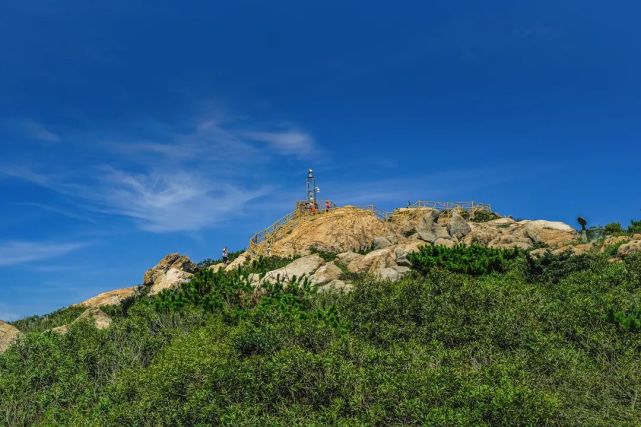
[599,218,641,237]
[12,305,87,334]
[2,248,641,425]
[408,244,520,276]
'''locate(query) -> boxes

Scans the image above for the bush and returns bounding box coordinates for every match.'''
[470,209,501,223]
[607,306,641,332]
[524,251,595,284]
[309,246,338,262]
[604,222,624,235]
[11,306,86,333]
[4,250,641,425]
[408,244,521,276]
[628,219,641,234]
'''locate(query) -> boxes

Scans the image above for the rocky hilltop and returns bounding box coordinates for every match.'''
[79,206,641,306]
[3,205,641,354]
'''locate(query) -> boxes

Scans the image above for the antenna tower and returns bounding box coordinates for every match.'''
[306,169,317,205]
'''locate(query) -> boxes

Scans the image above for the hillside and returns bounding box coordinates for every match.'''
[2,206,641,425]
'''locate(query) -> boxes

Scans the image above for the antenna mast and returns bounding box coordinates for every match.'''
[306,169,317,205]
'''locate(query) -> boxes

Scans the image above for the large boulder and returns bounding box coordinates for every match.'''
[336,251,363,265]
[415,215,450,243]
[208,263,226,273]
[373,236,394,250]
[318,279,353,293]
[522,220,578,249]
[393,241,425,267]
[310,262,342,285]
[618,238,641,258]
[344,245,415,282]
[347,248,396,274]
[378,266,411,282]
[447,212,472,240]
[0,321,22,353]
[52,308,112,334]
[78,287,137,308]
[387,208,440,235]
[601,235,631,252]
[261,254,325,284]
[143,253,197,295]
[225,252,251,272]
[462,218,576,250]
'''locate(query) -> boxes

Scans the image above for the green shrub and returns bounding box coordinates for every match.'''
[628,219,641,234]
[355,243,376,255]
[470,210,501,223]
[241,255,297,275]
[524,251,595,284]
[4,251,641,425]
[408,244,521,276]
[11,306,86,333]
[604,222,624,235]
[607,305,641,332]
[309,246,338,262]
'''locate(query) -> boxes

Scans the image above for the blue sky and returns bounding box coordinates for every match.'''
[1,0,640,319]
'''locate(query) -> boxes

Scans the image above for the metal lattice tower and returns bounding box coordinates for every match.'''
[306,169,317,205]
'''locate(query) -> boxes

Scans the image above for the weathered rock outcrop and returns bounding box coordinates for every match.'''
[143,253,197,295]
[448,212,472,240]
[318,279,352,293]
[387,208,440,235]
[310,262,342,285]
[225,253,250,271]
[462,218,578,250]
[74,206,603,313]
[341,241,424,282]
[346,248,395,274]
[260,254,325,284]
[51,308,112,334]
[523,220,577,248]
[266,207,391,257]
[0,321,22,353]
[78,287,137,308]
[618,237,641,258]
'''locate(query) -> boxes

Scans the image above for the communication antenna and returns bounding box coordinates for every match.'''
[306,169,319,204]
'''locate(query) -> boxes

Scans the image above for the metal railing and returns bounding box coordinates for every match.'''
[249,209,299,247]
[406,200,492,212]
[248,200,493,255]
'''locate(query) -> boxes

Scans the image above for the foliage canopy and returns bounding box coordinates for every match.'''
[2,248,641,425]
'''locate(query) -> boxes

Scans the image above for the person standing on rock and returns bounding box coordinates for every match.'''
[325,200,331,213]
[222,247,229,264]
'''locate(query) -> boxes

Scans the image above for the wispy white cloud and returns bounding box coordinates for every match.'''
[3,119,63,143]
[0,240,87,267]
[87,168,271,232]
[112,116,315,165]
[242,130,315,158]
[13,202,98,224]
[0,109,312,233]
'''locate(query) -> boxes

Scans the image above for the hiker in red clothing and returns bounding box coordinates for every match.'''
[325,200,331,213]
